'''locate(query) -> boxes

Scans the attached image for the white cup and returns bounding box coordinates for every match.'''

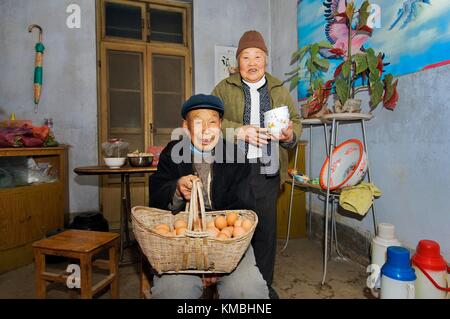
[264,106,290,138]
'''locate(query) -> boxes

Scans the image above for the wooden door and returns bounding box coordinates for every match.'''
[98,0,192,229]
[100,42,149,229]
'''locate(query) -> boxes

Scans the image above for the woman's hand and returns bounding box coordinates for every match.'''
[278,121,294,143]
[176,175,200,200]
[236,125,269,147]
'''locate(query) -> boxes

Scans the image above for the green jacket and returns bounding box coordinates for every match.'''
[212,72,302,184]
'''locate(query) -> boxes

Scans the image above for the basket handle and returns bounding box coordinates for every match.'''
[196,182,207,230]
[187,180,207,232]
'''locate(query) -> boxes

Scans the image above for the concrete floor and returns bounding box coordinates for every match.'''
[0,238,370,299]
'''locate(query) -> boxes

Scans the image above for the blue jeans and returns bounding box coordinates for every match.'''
[151,245,269,299]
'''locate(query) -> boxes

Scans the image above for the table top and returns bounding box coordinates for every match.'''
[301,113,373,125]
[32,229,120,253]
[301,118,323,125]
[321,112,373,122]
[74,165,157,175]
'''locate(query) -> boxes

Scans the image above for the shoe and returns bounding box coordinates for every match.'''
[268,285,279,299]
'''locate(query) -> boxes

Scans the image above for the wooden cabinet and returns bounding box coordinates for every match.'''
[0,146,68,274]
[277,141,307,239]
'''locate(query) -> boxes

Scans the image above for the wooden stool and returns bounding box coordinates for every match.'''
[32,229,120,299]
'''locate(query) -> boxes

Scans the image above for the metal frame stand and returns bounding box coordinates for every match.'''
[280,114,377,284]
[321,114,377,285]
[282,119,328,251]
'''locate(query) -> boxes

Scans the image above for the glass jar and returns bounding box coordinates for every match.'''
[101,138,129,158]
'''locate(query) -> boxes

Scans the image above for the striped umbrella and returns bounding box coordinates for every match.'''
[28,24,44,113]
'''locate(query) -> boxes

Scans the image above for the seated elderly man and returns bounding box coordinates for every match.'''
[149,94,269,299]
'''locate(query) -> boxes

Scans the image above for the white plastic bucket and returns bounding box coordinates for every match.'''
[380,246,416,299]
[371,223,402,290]
[380,276,415,299]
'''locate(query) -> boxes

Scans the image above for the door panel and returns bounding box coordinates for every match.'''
[100,43,149,228]
[0,192,27,250]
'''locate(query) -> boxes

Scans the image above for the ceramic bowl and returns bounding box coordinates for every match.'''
[104,157,126,169]
[319,139,368,190]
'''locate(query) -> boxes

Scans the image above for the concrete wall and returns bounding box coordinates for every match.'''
[0,0,99,213]
[303,44,450,259]
[192,0,271,94]
[270,0,298,104]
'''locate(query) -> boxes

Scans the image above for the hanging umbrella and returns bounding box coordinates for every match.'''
[28,24,44,113]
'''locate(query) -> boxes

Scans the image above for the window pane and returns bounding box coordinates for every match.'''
[153,55,183,92]
[107,50,144,152]
[109,51,141,90]
[152,55,184,132]
[153,93,183,128]
[105,2,142,40]
[149,9,183,44]
[109,90,142,129]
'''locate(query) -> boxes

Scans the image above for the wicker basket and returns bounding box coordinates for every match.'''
[131,181,258,274]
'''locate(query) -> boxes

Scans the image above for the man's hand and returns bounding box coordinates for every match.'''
[176,175,200,200]
[236,125,269,147]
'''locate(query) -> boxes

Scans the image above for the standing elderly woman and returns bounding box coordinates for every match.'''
[212,30,301,297]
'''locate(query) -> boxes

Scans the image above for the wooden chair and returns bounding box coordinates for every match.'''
[32,229,120,299]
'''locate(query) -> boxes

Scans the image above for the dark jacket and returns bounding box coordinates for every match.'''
[149,139,255,212]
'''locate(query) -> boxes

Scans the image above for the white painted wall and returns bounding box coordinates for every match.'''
[0,0,99,214]
[270,0,298,104]
[299,25,450,259]
[192,0,271,94]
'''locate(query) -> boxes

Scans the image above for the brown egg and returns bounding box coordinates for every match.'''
[154,224,170,232]
[216,232,229,239]
[214,216,227,230]
[176,227,187,236]
[232,226,246,238]
[174,219,187,230]
[206,226,219,237]
[242,219,253,231]
[154,227,169,235]
[206,221,215,228]
[226,212,238,226]
[234,219,243,227]
[221,226,233,238]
